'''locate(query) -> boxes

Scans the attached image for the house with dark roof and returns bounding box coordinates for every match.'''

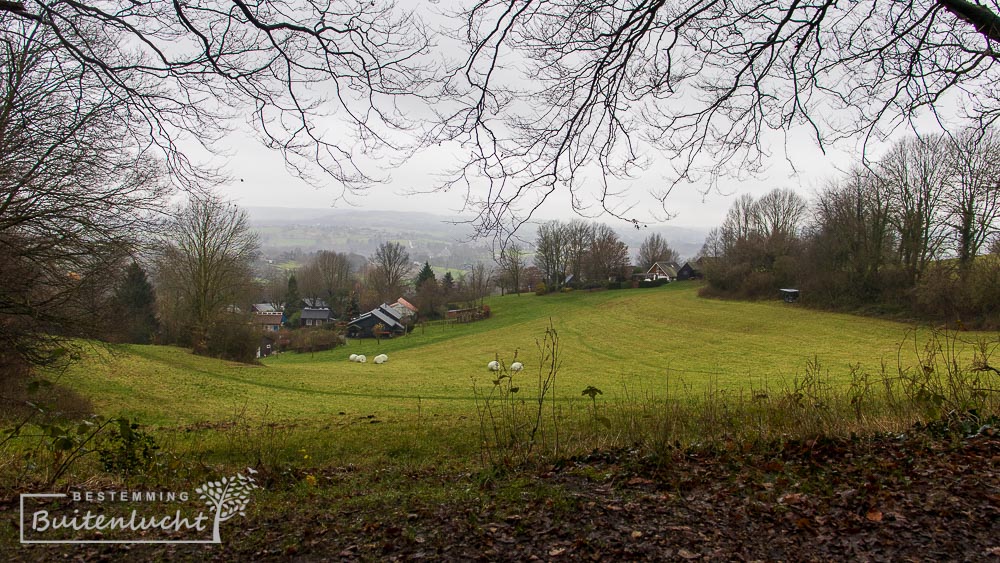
[346,304,407,338]
[677,259,706,280]
[301,307,333,327]
[297,297,334,327]
[257,333,278,358]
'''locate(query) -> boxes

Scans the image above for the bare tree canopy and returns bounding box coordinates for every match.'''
[637,233,680,271]
[299,250,354,314]
[367,241,411,304]
[1,21,169,373]
[0,0,435,192]
[435,0,1000,237]
[497,242,527,294]
[586,224,630,282]
[944,128,1000,267]
[154,196,259,351]
[6,0,1000,244]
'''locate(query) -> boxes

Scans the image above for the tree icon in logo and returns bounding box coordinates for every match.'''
[195,472,258,543]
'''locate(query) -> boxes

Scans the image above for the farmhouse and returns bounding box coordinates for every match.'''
[252,311,282,332]
[300,297,333,327]
[389,297,418,321]
[645,261,679,281]
[301,308,333,327]
[347,303,407,338]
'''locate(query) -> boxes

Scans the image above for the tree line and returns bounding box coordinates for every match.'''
[492,220,681,295]
[702,129,1000,327]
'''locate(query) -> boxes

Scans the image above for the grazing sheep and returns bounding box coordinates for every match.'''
[510,361,524,372]
[374,354,388,364]
[487,360,500,371]
[349,354,358,362]
[357,355,367,363]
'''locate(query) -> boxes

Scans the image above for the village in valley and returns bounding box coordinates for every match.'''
[245,208,710,360]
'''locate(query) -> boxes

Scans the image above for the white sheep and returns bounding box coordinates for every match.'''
[349,354,358,362]
[357,354,367,363]
[510,361,524,372]
[487,360,500,371]
[374,354,388,364]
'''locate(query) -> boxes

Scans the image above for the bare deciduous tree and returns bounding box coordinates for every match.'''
[810,169,896,299]
[637,233,679,271]
[878,135,950,282]
[155,196,259,352]
[945,128,1000,269]
[367,241,411,304]
[299,250,354,314]
[534,221,568,290]
[564,220,594,284]
[498,243,527,295]
[465,262,493,307]
[437,0,1000,238]
[756,189,808,240]
[0,23,169,374]
[586,224,630,282]
[1,1,436,193]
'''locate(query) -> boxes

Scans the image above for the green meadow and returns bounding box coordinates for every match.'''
[60,283,980,429]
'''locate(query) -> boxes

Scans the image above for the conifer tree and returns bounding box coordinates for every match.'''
[113,263,159,344]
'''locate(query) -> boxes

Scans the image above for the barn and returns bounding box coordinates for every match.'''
[347,304,407,338]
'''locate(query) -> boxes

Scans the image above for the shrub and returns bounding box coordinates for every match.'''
[284,326,345,353]
[534,281,548,296]
[560,286,574,293]
[914,258,1000,329]
[203,316,259,363]
[638,278,669,288]
[98,421,159,476]
[606,281,622,290]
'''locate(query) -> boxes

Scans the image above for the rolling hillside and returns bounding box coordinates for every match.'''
[57,284,979,427]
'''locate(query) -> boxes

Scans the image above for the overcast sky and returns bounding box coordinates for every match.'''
[212,2,952,233]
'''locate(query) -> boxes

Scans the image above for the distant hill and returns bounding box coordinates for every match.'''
[246,207,709,266]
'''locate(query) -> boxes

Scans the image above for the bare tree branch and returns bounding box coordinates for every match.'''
[1,1,438,194]
[434,0,1000,241]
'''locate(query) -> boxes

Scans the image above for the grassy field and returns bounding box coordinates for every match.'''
[5,283,998,559]
[56,283,988,430]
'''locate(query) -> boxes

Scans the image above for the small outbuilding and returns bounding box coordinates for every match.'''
[677,260,705,280]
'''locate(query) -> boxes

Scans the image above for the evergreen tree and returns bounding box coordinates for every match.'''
[113,262,159,344]
[442,271,455,295]
[416,262,436,287]
[349,291,361,318]
[284,273,301,325]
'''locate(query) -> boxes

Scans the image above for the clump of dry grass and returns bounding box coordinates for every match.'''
[582,330,1000,458]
